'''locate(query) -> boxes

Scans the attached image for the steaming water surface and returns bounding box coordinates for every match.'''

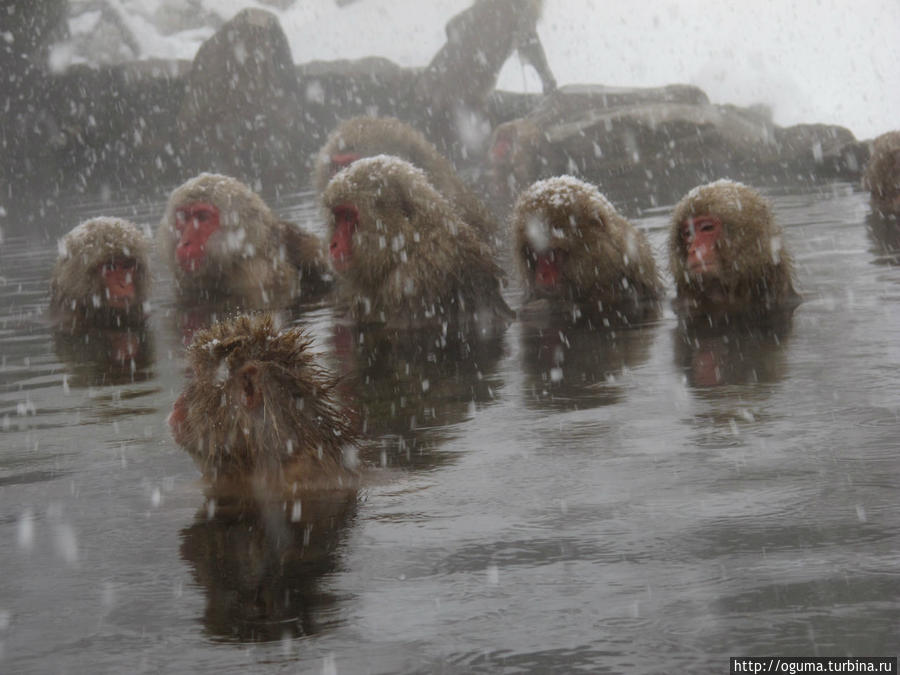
[1,183,898,673]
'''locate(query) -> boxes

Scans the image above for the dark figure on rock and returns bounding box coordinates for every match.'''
[314,116,500,245]
[863,131,900,219]
[413,0,556,157]
[668,180,799,321]
[50,217,151,329]
[322,155,513,330]
[512,176,661,325]
[159,173,329,309]
[169,313,359,497]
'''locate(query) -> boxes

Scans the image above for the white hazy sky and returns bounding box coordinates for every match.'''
[131,0,900,140]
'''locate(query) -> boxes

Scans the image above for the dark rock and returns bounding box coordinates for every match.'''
[487,84,865,214]
[176,8,306,193]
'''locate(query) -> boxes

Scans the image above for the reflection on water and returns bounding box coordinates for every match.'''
[1,184,899,673]
[673,315,793,390]
[866,212,900,265]
[52,323,155,387]
[329,320,506,470]
[180,491,358,642]
[520,317,657,411]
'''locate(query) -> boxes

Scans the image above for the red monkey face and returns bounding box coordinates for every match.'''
[682,215,723,277]
[101,257,138,309]
[174,201,221,273]
[330,204,359,273]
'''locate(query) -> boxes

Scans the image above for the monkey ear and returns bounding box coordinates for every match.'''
[236,364,263,410]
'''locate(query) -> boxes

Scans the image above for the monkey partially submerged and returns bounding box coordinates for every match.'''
[322,155,514,330]
[314,116,500,246]
[159,173,330,309]
[668,179,800,319]
[512,176,662,324]
[863,131,900,219]
[50,217,151,328]
[169,314,359,495]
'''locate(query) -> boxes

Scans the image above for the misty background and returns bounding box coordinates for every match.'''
[52,0,900,141]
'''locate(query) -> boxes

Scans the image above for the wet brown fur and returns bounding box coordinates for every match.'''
[322,156,513,327]
[50,217,150,327]
[174,313,357,493]
[512,177,661,317]
[314,117,499,243]
[159,173,329,308]
[668,180,799,316]
[863,131,900,217]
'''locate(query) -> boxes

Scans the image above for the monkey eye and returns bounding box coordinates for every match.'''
[192,208,213,223]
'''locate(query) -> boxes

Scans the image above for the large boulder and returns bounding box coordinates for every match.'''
[487,84,864,213]
[176,8,306,192]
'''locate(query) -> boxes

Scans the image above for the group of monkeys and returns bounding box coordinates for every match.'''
[47,117,900,500]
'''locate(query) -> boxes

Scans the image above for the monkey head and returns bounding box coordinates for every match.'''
[322,155,478,290]
[51,217,150,322]
[668,179,797,312]
[512,176,659,307]
[314,117,442,195]
[863,131,900,217]
[160,173,276,290]
[170,313,356,485]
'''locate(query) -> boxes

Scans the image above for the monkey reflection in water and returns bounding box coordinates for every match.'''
[170,314,360,640]
[863,131,900,262]
[329,320,506,471]
[668,180,800,321]
[863,130,900,220]
[667,180,798,389]
[50,217,156,385]
[179,491,357,642]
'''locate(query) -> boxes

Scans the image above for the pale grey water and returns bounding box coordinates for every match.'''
[0,183,898,674]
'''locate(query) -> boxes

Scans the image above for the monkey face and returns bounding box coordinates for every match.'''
[99,257,139,310]
[524,246,569,298]
[681,215,723,279]
[329,204,359,273]
[173,201,221,274]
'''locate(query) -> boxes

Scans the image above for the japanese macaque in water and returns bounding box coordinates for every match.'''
[863,131,900,218]
[322,155,514,329]
[159,173,329,308]
[668,180,799,318]
[169,314,358,496]
[50,217,150,327]
[512,176,661,323]
[313,117,499,244]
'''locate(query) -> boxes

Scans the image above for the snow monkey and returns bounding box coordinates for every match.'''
[313,116,499,244]
[668,180,799,318]
[415,0,556,112]
[512,176,662,322]
[50,217,151,327]
[159,173,329,308]
[169,313,358,495]
[322,155,514,329]
[863,131,900,218]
